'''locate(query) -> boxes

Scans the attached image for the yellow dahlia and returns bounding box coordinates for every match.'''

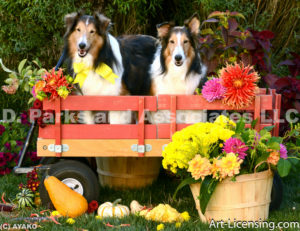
[219,153,242,179]
[187,155,212,180]
[211,158,222,180]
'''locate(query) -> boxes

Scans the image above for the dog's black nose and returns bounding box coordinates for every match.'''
[79,43,86,49]
[175,55,182,61]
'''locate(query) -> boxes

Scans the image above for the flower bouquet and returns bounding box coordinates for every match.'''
[201,62,259,108]
[163,115,294,222]
[32,68,73,101]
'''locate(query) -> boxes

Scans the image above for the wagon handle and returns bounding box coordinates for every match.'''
[254,161,271,173]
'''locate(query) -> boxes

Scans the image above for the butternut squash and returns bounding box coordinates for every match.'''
[44,176,88,218]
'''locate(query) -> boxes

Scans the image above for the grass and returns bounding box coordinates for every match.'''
[0,170,300,231]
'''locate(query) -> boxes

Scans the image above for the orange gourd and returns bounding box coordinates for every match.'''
[44,176,88,218]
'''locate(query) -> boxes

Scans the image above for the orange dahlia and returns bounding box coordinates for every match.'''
[187,155,212,180]
[220,63,259,108]
[267,149,280,165]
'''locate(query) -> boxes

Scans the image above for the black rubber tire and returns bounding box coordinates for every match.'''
[39,160,100,208]
[270,171,283,211]
[39,157,90,166]
[39,157,58,165]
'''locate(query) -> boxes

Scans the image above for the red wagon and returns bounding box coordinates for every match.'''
[36,88,282,206]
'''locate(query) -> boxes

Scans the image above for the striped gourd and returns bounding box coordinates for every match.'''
[16,189,34,208]
[97,199,130,218]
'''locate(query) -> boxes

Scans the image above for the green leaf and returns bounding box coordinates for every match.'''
[263,126,275,132]
[9,73,18,79]
[267,136,283,144]
[201,28,214,35]
[251,118,258,129]
[173,177,198,200]
[199,177,218,214]
[277,159,292,177]
[28,97,34,105]
[4,78,13,84]
[37,69,46,76]
[268,142,280,150]
[24,83,30,92]
[18,59,27,73]
[289,158,299,166]
[241,130,250,142]
[1,132,9,145]
[25,70,33,77]
[0,58,13,73]
[235,117,245,134]
[195,88,201,95]
[32,60,41,68]
[10,140,17,148]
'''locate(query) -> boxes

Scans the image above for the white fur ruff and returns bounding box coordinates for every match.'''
[150,46,207,124]
[74,34,128,124]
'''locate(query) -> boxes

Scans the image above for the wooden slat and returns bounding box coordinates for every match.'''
[55,99,61,157]
[258,88,267,94]
[157,95,273,110]
[274,93,281,136]
[170,96,177,138]
[43,96,157,111]
[156,123,274,139]
[254,95,261,132]
[157,124,189,138]
[37,139,169,157]
[39,124,157,139]
[43,95,273,111]
[138,97,145,156]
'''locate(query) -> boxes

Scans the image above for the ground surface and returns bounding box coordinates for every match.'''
[0,169,299,231]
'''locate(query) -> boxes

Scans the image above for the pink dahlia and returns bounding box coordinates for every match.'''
[279,144,288,159]
[202,78,226,102]
[223,137,249,159]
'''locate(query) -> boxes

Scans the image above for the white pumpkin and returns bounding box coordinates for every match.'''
[130,200,145,214]
[97,199,130,218]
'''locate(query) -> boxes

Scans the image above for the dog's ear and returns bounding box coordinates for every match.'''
[156,22,174,38]
[64,11,82,36]
[94,13,111,32]
[184,13,200,35]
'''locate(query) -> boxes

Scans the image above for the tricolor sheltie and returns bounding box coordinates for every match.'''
[63,12,157,124]
[150,13,207,123]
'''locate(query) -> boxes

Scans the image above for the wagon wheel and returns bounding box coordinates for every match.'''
[39,160,100,208]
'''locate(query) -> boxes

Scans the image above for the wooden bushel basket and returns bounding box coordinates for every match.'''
[190,168,273,222]
[96,157,161,189]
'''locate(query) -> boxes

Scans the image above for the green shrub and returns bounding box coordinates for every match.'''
[0,0,92,67]
[0,0,298,68]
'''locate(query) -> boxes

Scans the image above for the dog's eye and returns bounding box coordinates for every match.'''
[76,28,81,32]
[169,40,175,44]
[90,30,95,34]
[183,40,189,44]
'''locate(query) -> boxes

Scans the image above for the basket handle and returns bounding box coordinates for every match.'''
[254,161,271,173]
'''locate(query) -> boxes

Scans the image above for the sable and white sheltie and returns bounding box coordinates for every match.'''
[150,13,207,123]
[63,12,157,124]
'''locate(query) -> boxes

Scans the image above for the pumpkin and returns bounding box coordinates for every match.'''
[130,200,145,214]
[16,189,34,209]
[44,176,88,218]
[97,199,130,218]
